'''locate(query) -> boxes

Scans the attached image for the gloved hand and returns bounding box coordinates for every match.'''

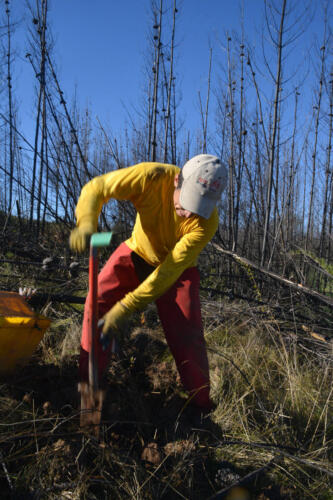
[99,301,131,351]
[69,221,95,253]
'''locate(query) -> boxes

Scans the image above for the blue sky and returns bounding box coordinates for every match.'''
[7,0,329,148]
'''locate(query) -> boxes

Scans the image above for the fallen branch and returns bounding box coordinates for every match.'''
[211,243,333,308]
[213,439,333,478]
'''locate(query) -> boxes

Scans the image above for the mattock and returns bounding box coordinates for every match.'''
[78,232,115,436]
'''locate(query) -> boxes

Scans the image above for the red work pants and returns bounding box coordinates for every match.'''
[79,242,211,410]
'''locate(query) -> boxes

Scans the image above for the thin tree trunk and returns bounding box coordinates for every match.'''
[147,79,153,160]
[323,73,333,262]
[163,0,176,163]
[41,103,49,233]
[6,0,14,216]
[247,55,269,159]
[29,82,42,228]
[267,97,283,270]
[261,0,286,266]
[36,86,46,236]
[234,43,246,253]
[202,47,212,154]
[36,0,47,237]
[151,0,163,161]
[172,79,177,163]
[319,68,332,259]
[227,35,235,252]
[306,44,326,251]
[286,88,299,248]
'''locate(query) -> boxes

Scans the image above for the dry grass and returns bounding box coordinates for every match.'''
[203,298,333,499]
[0,293,332,499]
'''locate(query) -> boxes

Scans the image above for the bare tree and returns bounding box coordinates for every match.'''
[321,70,333,261]
[202,47,212,154]
[5,0,14,215]
[150,0,163,161]
[305,43,326,252]
[260,0,313,266]
[260,0,287,266]
[163,0,177,163]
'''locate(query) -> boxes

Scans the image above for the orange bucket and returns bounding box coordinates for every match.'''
[0,291,51,374]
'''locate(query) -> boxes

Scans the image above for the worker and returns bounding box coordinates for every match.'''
[70,154,227,416]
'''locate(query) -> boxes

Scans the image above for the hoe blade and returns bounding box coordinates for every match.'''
[78,382,105,435]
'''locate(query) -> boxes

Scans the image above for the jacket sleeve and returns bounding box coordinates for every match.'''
[121,224,216,311]
[74,165,146,228]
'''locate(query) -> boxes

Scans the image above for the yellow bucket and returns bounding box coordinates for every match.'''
[0,291,51,374]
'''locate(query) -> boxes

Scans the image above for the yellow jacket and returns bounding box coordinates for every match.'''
[75,162,218,311]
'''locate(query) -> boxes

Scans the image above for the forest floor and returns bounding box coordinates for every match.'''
[0,231,332,499]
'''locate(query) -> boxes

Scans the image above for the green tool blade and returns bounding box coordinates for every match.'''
[90,232,113,248]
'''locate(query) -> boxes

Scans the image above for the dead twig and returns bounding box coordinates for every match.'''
[0,450,13,492]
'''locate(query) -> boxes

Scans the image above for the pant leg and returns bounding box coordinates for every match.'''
[79,242,140,383]
[155,267,212,410]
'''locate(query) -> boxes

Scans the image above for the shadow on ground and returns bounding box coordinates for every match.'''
[0,329,293,499]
